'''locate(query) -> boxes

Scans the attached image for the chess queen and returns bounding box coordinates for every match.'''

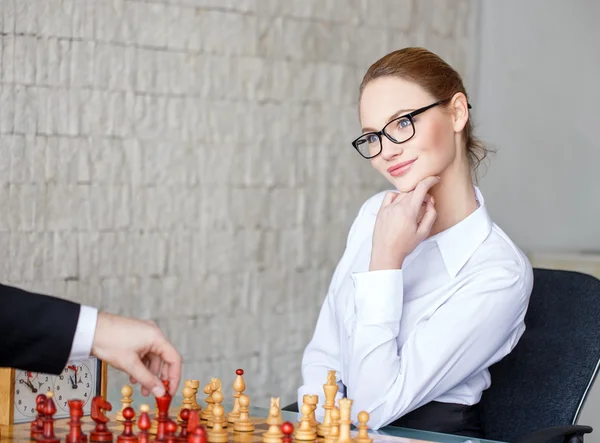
[295,47,533,438]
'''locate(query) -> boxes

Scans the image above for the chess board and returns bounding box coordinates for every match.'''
[1,409,273,443]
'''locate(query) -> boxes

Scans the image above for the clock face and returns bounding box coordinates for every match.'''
[52,361,95,413]
[13,357,100,423]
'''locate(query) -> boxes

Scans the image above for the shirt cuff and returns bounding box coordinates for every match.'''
[68,305,98,361]
[352,270,404,324]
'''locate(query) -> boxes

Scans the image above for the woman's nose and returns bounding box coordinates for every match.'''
[380,136,403,160]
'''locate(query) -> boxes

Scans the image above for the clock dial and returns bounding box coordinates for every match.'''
[52,361,95,413]
[13,371,51,418]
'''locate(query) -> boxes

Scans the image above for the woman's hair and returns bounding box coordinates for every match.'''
[359,47,490,179]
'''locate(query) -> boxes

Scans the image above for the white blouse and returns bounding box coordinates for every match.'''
[297,186,533,429]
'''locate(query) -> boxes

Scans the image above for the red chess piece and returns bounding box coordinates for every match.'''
[177,409,190,443]
[186,410,200,434]
[38,392,60,443]
[66,399,88,443]
[153,381,173,443]
[187,427,206,443]
[117,407,137,443]
[90,396,113,442]
[281,422,294,443]
[164,420,178,443]
[31,394,46,440]
[137,405,152,443]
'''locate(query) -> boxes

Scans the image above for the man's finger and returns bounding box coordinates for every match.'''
[153,337,183,396]
[128,357,165,398]
[410,176,440,208]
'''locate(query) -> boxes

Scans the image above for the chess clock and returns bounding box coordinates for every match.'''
[0,357,108,425]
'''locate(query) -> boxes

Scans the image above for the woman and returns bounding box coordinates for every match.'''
[296,48,533,437]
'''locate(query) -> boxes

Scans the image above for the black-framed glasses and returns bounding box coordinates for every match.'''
[351,99,472,159]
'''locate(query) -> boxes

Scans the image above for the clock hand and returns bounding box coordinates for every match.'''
[69,375,77,389]
[19,379,38,393]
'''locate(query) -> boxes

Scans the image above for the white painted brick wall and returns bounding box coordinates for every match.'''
[0,0,478,406]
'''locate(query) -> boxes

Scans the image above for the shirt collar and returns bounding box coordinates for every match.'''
[427,186,492,278]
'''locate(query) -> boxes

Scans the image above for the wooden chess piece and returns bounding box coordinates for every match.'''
[262,398,284,443]
[294,402,317,441]
[150,403,159,435]
[354,411,373,443]
[67,399,88,443]
[31,394,46,440]
[90,396,113,442]
[116,385,134,422]
[337,398,352,443]
[227,369,245,424]
[281,422,294,443]
[324,407,339,443]
[207,391,228,442]
[303,395,319,429]
[317,370,338,437]
[179,385,195,423]
[233,393,254,432]
[185,380,202,412]
[38,391,59,443]
[200,382,213,422]
[138,404,152,443]
[117,407,137,443]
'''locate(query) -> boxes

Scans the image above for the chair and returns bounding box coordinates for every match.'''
[481,268,600,443]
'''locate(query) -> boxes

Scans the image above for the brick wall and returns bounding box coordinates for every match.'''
[0,0,479,406]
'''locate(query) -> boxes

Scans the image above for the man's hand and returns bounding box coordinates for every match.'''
[91,312,182,397]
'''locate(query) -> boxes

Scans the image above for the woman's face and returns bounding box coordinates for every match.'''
[359,76,464,193]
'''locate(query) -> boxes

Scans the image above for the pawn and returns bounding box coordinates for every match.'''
[179,386,195,423]
[294,402,317,441]
[117,407,137,443]
[281,422,294,443]
[178,409,191,443]
[233,394,254,433]
[165,420,178,443]
[116,385,134,422]
[207,391,228,443]
[324,407,340,443]
[187,427,206,443]
[31,394,46,440]
[354,411,373,443]
[138,404,152,443]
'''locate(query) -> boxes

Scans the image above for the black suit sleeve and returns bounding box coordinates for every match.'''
[0,283,81,374]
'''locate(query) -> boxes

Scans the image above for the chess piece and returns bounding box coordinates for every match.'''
[337,398,352,443]
[200,382,213,422]
[207,391,228,442]
[116,385,134,422]
[317,370,338,437]
[178,408,191,442]
[227,369,245,424]
[303,395,318,429]
[38,391,59,443]
[324,407,339,443]
[117,407,137,443]
[233,393,254,432]
[294,402,317,441]
[138,404,152,443]
[67,399,88,443]
[354,411,373,443]
[31,394,46,440]
[186,380,202,411]
[186,409,201,434]
[165,420,178,443]
[281,422,294,443]
[188,427,206,443]
[179,385,195,423]
[150,403,159,435]
[90,396,113,442]
[154,380,173,442]
[262,398,284,443]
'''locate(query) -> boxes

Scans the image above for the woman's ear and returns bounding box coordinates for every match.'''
[450,92,470,133]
